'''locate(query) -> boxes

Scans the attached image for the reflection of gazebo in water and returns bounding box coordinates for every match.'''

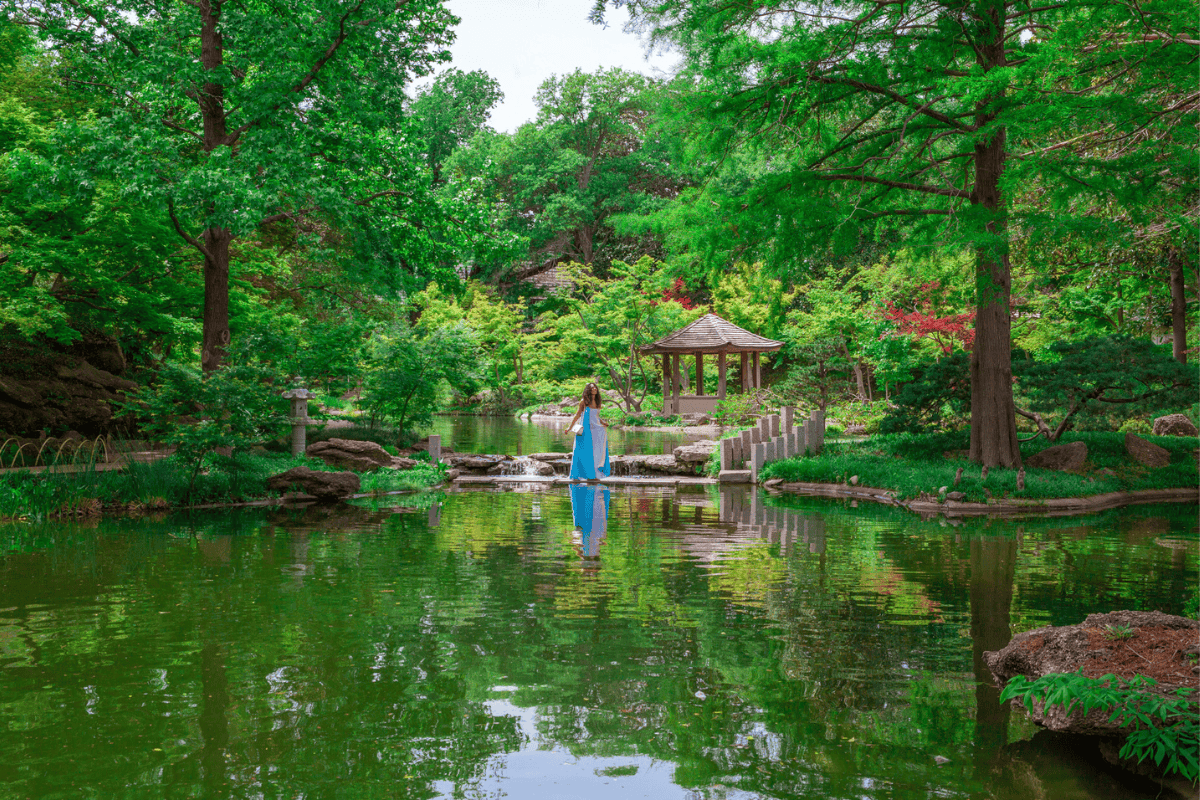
[641,313,783,416]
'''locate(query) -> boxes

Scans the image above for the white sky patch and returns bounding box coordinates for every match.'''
[440,0,679,132]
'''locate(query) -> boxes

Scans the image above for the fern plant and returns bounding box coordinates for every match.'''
[1000,671,1199,781]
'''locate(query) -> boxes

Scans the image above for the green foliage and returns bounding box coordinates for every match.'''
[712,394,763,426]
[415,281,532,405]
[551,257,703,411]
[879,352,973,435]
[710,262,796,342]
[306,425,410,451]
[410,68,503,185]
[882,335,1198,438]
[125,359,285,500]
[10,0,460,371]
[999,671,1198,780]
[1015,335,1198,441]
[1102,624,1136,641]
[444,66,677,280]
[358,463,445,494]
[361,319,481,435]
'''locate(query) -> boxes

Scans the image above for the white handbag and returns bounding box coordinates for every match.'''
[569,420,583,435]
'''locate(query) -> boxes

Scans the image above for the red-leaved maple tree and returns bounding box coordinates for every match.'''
[880,282,975,353]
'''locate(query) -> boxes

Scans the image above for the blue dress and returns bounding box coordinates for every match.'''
[569,483,610,557]
[569,406,610,480]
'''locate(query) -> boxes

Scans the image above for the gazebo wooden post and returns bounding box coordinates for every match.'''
[695,353,704,396]
[661,355,671,414]
[671,353,681,414]
[740,352,748,391]
[753,351,761,389]
[681,354,689,392]
[717,353,727,399]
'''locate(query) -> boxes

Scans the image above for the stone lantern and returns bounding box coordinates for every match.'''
[281,387,315,456]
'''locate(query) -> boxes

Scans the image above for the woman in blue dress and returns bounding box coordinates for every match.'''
[567,382,610,481]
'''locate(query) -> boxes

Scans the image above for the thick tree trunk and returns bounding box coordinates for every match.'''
[968,13,1021,469]
[969,129,1021,468]
[198,0,232,374]
[1169,249,1187,364]
[201,227,232,373]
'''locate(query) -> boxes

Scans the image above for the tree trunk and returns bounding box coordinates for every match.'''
[1169,249,1187,363]
[201,227,232,373]
[198,0,232,373]
[968,13,1021,468]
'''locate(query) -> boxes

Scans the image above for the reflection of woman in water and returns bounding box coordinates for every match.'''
[567,382,610,481]
[569,483,610,557]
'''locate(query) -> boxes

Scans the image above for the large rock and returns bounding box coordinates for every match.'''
[673,440,718,463]
[306,438,410,472]
[445,453,512,472]
[266,466,360,501]
[526,452,570,462]
[985,611,1198,736]
[1025,441,1087,471]
[1124,432,1171,468]
[1152,414,1198,437]
[642,454,687,473]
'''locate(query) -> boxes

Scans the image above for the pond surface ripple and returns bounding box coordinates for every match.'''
[0,486,1196,799]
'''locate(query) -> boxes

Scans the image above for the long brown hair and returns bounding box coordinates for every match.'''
[577,382,603,411]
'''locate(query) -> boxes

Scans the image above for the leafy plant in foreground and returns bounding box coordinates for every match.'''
[123,361,284,503]
[1000,671,1199,780]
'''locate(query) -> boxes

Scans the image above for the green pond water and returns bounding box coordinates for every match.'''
[0,486,1196,800]
[425,415,703,456]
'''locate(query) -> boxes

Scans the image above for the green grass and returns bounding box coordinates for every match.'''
[760,431,1199,503]
[359,462,445,493]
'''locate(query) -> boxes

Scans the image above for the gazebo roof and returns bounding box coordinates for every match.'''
[641,313,784,354]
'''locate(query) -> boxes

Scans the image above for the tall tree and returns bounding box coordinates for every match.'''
[410,68,503,185]
[593,0,1197,466]
[445,67,680,285]
[14,0,457,372]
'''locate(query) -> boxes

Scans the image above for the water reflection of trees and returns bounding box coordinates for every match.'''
[0,496,1194,798]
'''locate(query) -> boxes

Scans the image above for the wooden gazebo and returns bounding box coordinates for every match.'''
[641,313,784,416]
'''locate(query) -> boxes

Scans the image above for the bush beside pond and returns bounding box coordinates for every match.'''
[760,431,1199,503]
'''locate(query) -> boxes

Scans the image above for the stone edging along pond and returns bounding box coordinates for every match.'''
[765,480,1200,517]
[112,478,1198,519]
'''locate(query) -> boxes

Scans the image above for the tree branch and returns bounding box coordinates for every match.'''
[166,198,213,261]
[227,0,368,143]
[812,172,970,198]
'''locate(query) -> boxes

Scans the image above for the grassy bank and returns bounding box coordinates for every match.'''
[0,453,446,521]
[760,431,1199,503]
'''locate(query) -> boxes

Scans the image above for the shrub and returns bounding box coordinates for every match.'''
[1000,671,1198,781]
[879,351,972,434]
[1118,418,1153,435]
